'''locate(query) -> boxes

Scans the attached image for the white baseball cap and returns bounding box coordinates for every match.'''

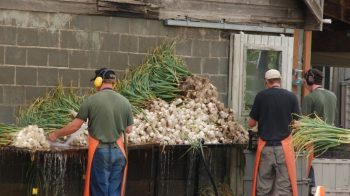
[265,69,281,79]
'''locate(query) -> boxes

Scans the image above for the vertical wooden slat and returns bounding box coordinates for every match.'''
[281,36,288,89]
[292,29,300,94]
[286,37,294,91]
[228,34,234,108]
[302,31,312,100]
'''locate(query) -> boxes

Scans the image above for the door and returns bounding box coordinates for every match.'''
[228,33,294,122]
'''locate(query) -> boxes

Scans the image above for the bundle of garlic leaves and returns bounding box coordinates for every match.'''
[292,115,350,157]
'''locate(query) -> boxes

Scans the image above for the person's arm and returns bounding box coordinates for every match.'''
[125,103,134,134]
[125,125,133,134]
[48,118,85,141]
[248,93,260,129]
[248,118,257,128]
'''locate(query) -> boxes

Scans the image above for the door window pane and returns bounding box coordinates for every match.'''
[245,50,282,111]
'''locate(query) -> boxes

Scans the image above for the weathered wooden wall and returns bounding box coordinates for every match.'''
[0,0,97,14]
[0,0,308,29]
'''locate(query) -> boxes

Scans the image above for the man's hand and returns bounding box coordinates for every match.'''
[47,131,58,142]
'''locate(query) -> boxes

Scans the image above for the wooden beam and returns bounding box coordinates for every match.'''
[303,0,324,23]
[302,31,312,100]
[292,29,300,95]
[0,0,97,14]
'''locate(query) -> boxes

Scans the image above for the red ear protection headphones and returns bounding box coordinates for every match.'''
[94,69,110,88]
[305,70,315,86]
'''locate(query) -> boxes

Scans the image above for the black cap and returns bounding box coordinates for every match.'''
[90,68,116,81]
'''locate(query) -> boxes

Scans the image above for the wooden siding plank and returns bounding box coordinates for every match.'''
[292,30,300,94]
[0,0,97,14]
[286,37,294,91]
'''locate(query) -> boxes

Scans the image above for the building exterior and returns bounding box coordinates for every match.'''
[0,0,322,124]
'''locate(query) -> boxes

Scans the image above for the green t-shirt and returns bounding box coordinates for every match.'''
[76,89,134,143]
[302,88,337,124]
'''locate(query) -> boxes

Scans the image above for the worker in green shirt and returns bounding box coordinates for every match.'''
[302,68,337,195]
[302,68,337,124]
[48,68,134,196]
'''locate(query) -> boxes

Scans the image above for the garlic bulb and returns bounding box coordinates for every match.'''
[12,125,50,149]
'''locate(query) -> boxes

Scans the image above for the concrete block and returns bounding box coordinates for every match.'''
[209,75,228,93]
[119,35,138,52]
[0,46,4,64]
[91,16,109,32]
[48,13,70,30]
[203,29,221,40]
[68,50,90,68]
[90,32,101,50]
[211,41,228,57]
[184,28,203,40]
[0,26,17,45]
[38,29,59,47]
[128,53,145,66]
[138,37,160,53]
[38,68,59,86]
[192,40,210,57]
[129,18,150,35]
[48,49,68,67]
[25,87,48,103]
[110,52,128,71]
[100,33,120,51]
[218,58,229,75]
[5,47,26,65]
[175,40,192,56]
[0,66,15,84]
[90,51,110,68]
[69,15,91,30]
[147,20,169,36]
[110,17,130,34]
[60,30,89,50]
[202,58,219,74]
[0,106,15,124]
[17,28,39,46]
[0,10,49,29]
[16,67,37,86]
[27,48,48,66]
[79,69,95,87]
[3,86,26,105]
[184,57,201,74]
[58,69,79,87]
[220,30,231,40]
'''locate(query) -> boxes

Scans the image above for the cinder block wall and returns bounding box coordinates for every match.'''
[0,10,230,124]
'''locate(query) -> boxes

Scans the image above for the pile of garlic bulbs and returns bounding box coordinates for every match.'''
[12,125,50,149]
[129,76,248,145]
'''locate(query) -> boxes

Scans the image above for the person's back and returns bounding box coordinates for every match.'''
[302,88,337,124]
[251,87,299,142]
[80,89,133,143]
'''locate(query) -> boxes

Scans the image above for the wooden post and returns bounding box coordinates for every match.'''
[302,31,312,101]
[292,29,300,95]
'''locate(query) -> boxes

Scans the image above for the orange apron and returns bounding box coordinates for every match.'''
[84,135,128,196]
[306,145,314,175]
[251,135,298,196]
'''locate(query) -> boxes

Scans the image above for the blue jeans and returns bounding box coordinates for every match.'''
[90,146,126,196]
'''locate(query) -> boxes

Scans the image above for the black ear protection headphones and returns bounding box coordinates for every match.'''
[305,70,315,86]
[94,68,111,88]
